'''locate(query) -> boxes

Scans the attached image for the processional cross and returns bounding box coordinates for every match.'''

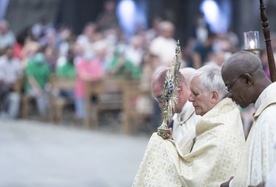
[259,0,276,82]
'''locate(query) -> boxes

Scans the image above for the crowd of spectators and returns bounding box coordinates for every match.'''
[0,2,274,132]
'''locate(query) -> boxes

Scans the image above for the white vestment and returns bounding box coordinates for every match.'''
[266,148,276,187]
[172,101,201,152]
[231,82,276,186]
[133,98,245,187]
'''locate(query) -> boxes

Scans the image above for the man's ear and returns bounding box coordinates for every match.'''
[242,73,253,86]
[211,90,219,104]
[178,85,183,93]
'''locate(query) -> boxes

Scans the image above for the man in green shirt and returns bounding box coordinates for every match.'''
[56,49,75,79]
[25,52,51,118]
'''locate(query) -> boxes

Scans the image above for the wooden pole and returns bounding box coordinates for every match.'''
[259,0,276,82]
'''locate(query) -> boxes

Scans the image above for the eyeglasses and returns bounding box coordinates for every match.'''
[225,75,243,92]
[154,95,163,103]
[226,67,260,92]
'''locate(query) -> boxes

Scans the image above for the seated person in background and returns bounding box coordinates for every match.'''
[133,64,245,187]
[25,51,51,119]
[74,49,105,122]
[0,20,16,55]
[0,46,22,118]
[107,42,142,80]
[56,47,76,100]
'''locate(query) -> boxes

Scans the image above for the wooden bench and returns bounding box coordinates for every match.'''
[122,80,152,134]
[49,75,76,123]
[84,78,124,129]
[84,77,152,134]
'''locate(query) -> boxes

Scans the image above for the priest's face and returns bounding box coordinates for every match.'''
[152,80,188,113]
[174,82,189,113]
[189,77,214,116]
[222,70,251,108]
[152,81,164,109]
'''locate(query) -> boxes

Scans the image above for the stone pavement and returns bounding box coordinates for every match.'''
[0,119,150,187]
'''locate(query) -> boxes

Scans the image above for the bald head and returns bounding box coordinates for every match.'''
[151,67,189,113]
[221,51,272,108]
[152,67,168,88]
[151,67,168,106]
[222,51,262,80]
[152,67,186,89]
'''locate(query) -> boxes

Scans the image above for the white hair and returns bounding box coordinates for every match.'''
[180,67,196,87]
[192,64,228,100]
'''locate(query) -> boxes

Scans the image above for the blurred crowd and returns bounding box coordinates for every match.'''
[0,1,275,133]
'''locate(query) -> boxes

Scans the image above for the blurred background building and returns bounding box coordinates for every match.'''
[2,0,276,47]
[1,0,276,132]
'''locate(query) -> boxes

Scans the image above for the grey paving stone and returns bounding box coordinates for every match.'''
[0,119,150,187]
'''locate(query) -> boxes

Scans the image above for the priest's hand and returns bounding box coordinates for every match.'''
[220,176,234,187]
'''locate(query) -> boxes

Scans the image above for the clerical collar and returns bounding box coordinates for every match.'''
[178,101,193,117]
[255,82,276,109]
